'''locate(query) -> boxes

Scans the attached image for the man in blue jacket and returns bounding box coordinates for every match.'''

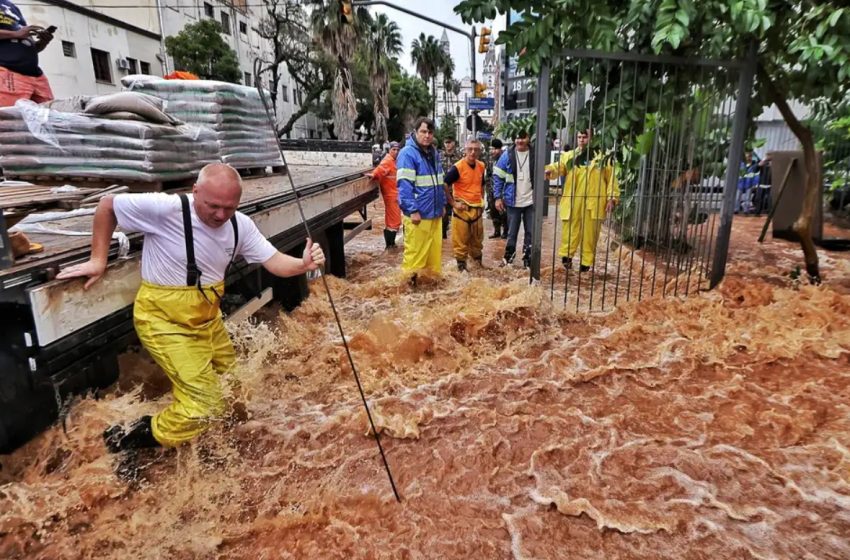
[397,117,445,277]
[493,130,535,268]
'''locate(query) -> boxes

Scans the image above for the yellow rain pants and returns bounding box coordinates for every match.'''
[133,281,236,447]
[451,205,484,262]
[402,215,443,274]
[559,206,604,267]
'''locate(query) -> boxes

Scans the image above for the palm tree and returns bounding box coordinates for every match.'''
[441,56,454,122]
[308,0,366,141]
[364,13,402,144]
[410,33,446,120]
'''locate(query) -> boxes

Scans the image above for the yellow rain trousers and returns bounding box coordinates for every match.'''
[451,205,484,262]
[402,215,443,274]
[133,281,236,447]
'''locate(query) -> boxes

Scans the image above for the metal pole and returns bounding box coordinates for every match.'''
[530,61,551,281]
[470,26,477,139]
[710,42,757,288]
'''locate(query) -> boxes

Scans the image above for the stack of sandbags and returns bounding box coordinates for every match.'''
[0,99,219,182]
[121,75,283,169]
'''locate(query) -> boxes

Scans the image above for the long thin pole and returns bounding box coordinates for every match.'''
[254,59,401,503]
[529,61,551,281]
[710,42,757,288]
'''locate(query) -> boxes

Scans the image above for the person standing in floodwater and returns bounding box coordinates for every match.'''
[546,128,620,272]
[367,140,401,249]
[56,163,325,452]
[494,129,536,268]
[397,117,445,280]
[440,137,460,239]
[444,137,486,272]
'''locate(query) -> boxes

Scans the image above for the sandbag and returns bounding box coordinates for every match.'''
[84,92,180,125]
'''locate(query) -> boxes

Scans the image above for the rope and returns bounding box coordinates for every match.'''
[252,58,402,503]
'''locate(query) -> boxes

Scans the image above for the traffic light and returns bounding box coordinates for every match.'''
[341,0,354,24]
[475,82,486,98]
[478,27,491,53]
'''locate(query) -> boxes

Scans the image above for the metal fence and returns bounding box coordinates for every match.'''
[528,48,756,313]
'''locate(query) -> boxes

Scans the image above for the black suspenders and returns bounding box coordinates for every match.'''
[178,193,238,290]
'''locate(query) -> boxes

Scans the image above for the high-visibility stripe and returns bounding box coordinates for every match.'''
[415,177,440,186]
[397,169,416,181]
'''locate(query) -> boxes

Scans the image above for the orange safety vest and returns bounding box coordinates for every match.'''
[451,159,485,206]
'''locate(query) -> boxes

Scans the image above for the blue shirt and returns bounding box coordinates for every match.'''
[0,0,41,77]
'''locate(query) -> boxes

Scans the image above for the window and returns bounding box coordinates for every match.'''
[203,2,213,17]
[61,41,76,58]
[140,61,151,74]
[243,72,252,86]
[239,21,247,35]
[126,57,138,74]
[281,84,288,102]
[220,12,231,34]
[91,48,112,83]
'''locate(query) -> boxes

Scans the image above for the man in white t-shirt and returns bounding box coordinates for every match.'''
[57,163,325,452]
[493,130,536,268]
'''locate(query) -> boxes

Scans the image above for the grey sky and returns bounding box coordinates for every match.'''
[367,1,505,81]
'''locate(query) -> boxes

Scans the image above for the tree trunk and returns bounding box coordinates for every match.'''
[333,66,358,141]
[760,67,821,283]
[373,78,389,145]
[280,86,323,137]
[432,78,437,121]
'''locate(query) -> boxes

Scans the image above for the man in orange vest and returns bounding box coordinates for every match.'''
[367,141,401,249]
[444,137,486,272]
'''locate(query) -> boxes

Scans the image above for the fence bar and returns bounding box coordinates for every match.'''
[530,60,552,282]
[710,42,757,288]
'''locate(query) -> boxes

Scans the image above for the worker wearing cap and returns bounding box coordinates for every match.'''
[367,140,401,249]
[57,163,325,451]
[444,137,486,271]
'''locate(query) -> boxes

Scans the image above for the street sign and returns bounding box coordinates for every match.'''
[468,97,495,111]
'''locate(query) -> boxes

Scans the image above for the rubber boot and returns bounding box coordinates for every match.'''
[387,229,397,248]
[383,229,393,250]
[489,225,501,239]
[104,415,160,453]
[457,260,467,272]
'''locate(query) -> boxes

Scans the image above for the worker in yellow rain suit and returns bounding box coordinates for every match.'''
[57,163,325,452]
[444,137,486,271]
[545,129,620,272]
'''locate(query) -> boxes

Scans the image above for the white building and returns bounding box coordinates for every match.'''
[20,0,321,138]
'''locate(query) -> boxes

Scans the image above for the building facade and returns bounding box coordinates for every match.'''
[16,0,320,138]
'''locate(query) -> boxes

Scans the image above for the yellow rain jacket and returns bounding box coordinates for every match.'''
[547,148,620,221]
[135,281,236,447]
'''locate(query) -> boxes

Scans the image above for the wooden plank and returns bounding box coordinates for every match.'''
[225,288,274,324]
[344,218,373,244]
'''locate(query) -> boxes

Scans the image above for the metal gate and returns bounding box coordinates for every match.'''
[527,48,757,312]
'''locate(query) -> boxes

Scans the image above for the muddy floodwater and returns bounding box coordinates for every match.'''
[2,207,849,559]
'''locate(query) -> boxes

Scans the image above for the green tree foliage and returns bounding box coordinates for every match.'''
[436,113,459,146]
[307,0,370,141]
[364,13,403,144]
[411,33,451,119]
[164,20,241,83]
[388,71,432,141]
[456,0,850,282]
[256,0,334,137]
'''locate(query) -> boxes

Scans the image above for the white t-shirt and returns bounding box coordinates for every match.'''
[113,193,278,286]
[514,150,533,208]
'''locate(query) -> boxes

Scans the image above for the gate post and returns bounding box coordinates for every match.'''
[711,43,757,288]
[530,61,551,282]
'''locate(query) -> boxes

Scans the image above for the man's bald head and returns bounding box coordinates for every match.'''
[193,163,243,228]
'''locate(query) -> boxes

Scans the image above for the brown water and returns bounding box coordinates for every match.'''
[2,207,849,559]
